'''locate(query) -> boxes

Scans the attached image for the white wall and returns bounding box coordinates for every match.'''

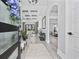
[57,1,65,59]
[65,0,79,59]
[20,0,66,50]
[20,0,47,31]
[20,0,48,42]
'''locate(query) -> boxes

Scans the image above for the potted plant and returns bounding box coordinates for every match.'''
[21,30,28,41]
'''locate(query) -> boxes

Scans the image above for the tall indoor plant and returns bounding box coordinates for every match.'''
[21,29,27,41]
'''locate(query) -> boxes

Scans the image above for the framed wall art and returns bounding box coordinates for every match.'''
[42,16,46,29]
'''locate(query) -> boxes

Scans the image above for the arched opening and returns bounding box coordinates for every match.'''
[48,3,58,52]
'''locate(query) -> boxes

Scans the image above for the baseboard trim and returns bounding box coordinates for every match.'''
[57,49,65,59]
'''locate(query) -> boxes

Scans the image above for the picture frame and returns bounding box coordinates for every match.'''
[42,16,46,29]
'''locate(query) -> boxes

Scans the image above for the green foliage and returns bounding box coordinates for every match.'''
[21,30,27,41]
[6,4,20,24]
[9,15,16,24]
[7,5,10,11]
[9,15,20,24]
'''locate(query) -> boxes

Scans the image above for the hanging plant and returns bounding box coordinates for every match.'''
[7,5,11,11]
[6,0,20,24]
[9,15,16,24]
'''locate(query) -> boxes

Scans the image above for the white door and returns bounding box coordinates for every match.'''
[66,0,79,59]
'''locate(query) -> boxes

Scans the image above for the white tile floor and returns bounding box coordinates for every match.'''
[25,44,53,59]
[21,34,61,59]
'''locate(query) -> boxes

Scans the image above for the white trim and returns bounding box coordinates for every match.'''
[46,39,50,44]
[57,49,65,59]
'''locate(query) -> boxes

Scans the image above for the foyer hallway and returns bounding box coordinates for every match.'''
[21,34,61,59]
[24,44,52,59]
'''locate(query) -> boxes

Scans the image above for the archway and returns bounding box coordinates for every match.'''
[47,3,59,51]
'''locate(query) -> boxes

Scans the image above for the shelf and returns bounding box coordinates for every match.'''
[0,41,19,59]
[0,22,20,59]
[0,22,18,32]
[1,0,8,5]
